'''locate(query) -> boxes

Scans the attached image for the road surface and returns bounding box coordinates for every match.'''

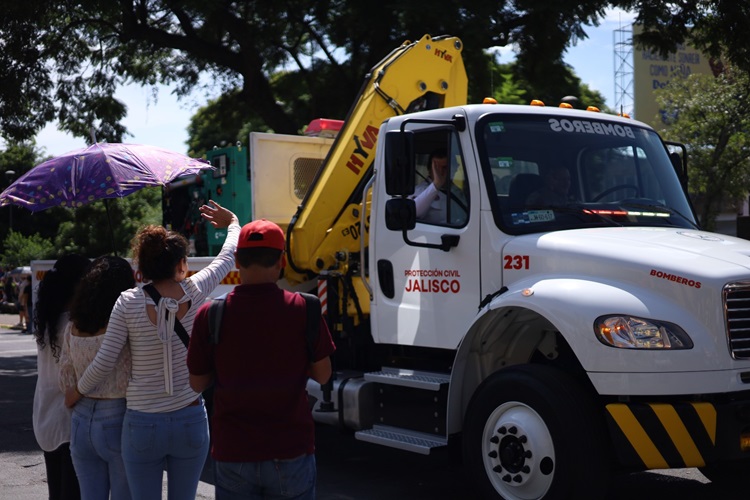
[0,314,745,499]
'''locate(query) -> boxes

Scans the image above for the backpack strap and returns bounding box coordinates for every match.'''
[206,291,320,363]
[142,283,190,349]
[207,295,227,345]
[298,292,321,363]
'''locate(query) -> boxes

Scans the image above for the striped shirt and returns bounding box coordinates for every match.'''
[77,223,239,413]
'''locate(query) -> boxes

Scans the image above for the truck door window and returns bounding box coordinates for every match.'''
[410,129,469,227]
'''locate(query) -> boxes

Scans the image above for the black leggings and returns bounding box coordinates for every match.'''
[43,442,80,500]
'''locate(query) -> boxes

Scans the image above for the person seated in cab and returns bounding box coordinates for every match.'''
[411,148,468,225]
[526,165,575,207]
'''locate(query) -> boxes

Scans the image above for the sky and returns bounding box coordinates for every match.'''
[35,8,636,158]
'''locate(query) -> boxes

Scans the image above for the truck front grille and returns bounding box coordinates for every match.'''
[724,282,750,359]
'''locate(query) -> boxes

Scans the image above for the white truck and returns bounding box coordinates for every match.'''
[33,32,750,498]
[251,102,750,499]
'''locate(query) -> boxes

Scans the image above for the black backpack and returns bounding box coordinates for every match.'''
[207,292,321,362]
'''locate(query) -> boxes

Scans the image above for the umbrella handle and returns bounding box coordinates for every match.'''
[104,199,117,257]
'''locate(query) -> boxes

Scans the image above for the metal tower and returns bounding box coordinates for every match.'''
[613,26,634,118]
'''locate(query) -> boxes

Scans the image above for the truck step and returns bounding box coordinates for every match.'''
[364,367,450,391]
[355,425,447,455]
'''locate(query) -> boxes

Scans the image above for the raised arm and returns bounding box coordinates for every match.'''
[190,201,240,296]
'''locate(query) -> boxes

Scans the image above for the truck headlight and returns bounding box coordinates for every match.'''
[594,315,693,349]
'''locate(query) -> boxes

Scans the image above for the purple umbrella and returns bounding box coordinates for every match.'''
[0,142,214,254]
[0,142,212,211]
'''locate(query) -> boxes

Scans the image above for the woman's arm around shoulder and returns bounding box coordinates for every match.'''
[58,322,77,393]
[76,293,130,396]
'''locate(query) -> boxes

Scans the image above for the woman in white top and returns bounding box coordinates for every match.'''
[66,200,239,500]
[33,253,91,500]
[60,256,135,500]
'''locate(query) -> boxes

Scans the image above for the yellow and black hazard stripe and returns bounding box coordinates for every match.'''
[605,402,716,469]
[185,269,241,284]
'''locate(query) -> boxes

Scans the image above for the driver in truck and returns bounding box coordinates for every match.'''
[412,148,468,225]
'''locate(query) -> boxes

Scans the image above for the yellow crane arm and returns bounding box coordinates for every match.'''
[285,34,468,285]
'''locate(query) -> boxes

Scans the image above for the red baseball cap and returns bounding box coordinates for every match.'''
[238,219,285,251]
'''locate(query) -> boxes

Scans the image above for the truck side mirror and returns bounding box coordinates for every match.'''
[384,130,415,195]
[665,142,688,191]
[669,151,682,173]
[669,151,688,191]
[385,198,416,231]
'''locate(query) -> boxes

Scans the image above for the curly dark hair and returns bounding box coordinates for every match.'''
[33,254,91,359]
[132,225,188,281]
[70,256,135,334]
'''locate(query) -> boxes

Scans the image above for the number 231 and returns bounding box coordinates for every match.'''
[503,255,530,270]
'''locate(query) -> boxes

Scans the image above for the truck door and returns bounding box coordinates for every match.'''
[370,126,481,350]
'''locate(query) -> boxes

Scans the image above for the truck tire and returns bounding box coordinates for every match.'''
[700,459,750,488]
[462,364,610,499]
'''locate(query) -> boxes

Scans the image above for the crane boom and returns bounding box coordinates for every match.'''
[285,34,468,285]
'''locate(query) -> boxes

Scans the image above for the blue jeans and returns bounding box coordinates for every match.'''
[214,454,316,500]
[70,397,130,500]
[121,400,209,500]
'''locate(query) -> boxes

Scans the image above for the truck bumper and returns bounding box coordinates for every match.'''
[605,398,750,469]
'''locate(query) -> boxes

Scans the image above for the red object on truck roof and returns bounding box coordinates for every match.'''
[305,118,344,138]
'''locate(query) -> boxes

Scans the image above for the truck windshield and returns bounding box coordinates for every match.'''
[476,113,697,235]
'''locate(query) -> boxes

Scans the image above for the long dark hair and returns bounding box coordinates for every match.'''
[33,254,90,359]
[70,256,135,334]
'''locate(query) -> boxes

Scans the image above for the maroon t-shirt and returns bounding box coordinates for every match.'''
[187,282,335,462]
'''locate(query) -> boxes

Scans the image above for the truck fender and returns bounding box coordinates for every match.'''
[445,277,678,435]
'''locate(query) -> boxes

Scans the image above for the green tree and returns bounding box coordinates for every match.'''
[654,68,750,231]
[0,0,617,146]
[186,91,271,159]
[0,230,55,269]
[4,1,749,148]
[621,1,750,76]
[489,60,610,110]
[53,188,163,257]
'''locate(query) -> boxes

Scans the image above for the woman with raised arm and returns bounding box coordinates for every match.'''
[66,200,239,500]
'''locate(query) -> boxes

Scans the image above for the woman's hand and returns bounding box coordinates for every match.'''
[64,387,82,408]
[200,200,239,229]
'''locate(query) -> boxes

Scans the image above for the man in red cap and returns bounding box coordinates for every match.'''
[187,218,335,500]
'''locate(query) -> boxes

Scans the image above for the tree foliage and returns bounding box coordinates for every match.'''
[490,60,610,111]
[0,0,617,146]
[2,1,748,149]
[2,1,747,244]
[622,0,750,76]
[0,230,55,269]
[52,188,163,257]
[654,68,750,231]
[186,91,271,158]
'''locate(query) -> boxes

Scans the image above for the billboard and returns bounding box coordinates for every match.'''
[632,24,717,127]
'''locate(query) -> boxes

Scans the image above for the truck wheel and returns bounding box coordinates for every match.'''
[463,364,610,499]
[700,459,750,488]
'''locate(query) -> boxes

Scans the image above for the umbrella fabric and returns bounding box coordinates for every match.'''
[0,143,213,212]
[9,266,31,276]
